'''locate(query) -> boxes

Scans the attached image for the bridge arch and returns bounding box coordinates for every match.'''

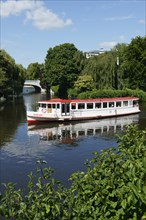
[23,80,46,94]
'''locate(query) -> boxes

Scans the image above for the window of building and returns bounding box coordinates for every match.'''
[52,104,56,109]
[48,104,51,108]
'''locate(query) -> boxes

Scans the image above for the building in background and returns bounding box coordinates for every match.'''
[85,49,105,59]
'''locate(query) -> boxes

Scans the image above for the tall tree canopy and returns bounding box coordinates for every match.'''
[123,36,146,91]
[26,62,45,81]
[81,43,127,91]
[44,43,85,97]
[0,50,26,98]
[1,36,145,98]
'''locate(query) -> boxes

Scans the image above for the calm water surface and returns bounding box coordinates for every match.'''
[0,94,146,190]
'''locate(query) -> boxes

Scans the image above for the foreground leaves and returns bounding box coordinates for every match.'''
[0,125,146,219]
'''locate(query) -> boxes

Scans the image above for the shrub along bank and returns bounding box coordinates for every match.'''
[0,125,146,219]
[76,89,146,101]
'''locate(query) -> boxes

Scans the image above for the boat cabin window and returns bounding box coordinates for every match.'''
[71,103,76,109]
[116,101,121,107]
[109,102,114,108]
[42,104,46,108]
[95,103,101,108]
[87,103,93,109]
[78,103,85,109]
[52,104,56,109]
[47,103,60,109]
[129,100,133,105]
[123,101,128,106]
[103,102,107,108]
[133,100,138,106]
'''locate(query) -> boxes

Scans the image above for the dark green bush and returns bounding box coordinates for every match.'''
[77,89,146,101]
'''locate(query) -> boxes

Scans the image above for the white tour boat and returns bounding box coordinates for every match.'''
[26,97,140,124]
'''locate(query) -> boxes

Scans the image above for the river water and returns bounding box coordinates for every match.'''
[0,94,146,190]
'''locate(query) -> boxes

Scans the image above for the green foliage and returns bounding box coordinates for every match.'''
[69,37,145,96]
[74,75,95,91]
[44,43,86,97]
[68,75,96,97]
[77,89,146,101]
[122,36,146,91]
[68,125,146,219]
[26,63,45,81]
[80,43,127,91]
[1,36,145,98]
[0,125,146,219]
[0,68,7,87]
[51,85,59,97]
[0,49,26,98]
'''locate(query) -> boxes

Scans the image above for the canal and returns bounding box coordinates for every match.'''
[0,94,146,190]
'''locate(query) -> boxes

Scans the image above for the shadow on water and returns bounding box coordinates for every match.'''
[0,97,26,147]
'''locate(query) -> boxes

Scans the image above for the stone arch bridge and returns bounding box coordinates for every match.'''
[24,80,46,93]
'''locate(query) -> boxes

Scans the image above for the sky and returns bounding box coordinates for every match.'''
[0,0,146,68]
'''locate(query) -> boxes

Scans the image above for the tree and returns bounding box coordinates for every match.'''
[26,62,44,80]
[123,36,146,91]
[81,53,114,90]
[0,49,25,97]
[111,43,127,90]
[44,43,85,97]
[75,75,95,92]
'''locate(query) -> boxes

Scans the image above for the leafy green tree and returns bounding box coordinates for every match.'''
[109,43,127,90]
[68,74,96,98]
[0,68,7,88]
[26,62,44,80]
[0,50,25,98]
[123,36,146,91]
[44,43,85,97]
[81,43,127,91]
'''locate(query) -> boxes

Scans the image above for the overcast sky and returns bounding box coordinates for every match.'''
[1,0,145,68]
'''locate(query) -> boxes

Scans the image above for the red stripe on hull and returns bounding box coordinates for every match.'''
[27,111,140,125]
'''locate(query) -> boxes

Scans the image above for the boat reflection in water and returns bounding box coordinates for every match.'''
[28,114,139,145]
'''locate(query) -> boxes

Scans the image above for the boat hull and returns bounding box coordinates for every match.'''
[27,109,140,125]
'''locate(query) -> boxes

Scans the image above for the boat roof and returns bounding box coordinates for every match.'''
[38,97,139,103]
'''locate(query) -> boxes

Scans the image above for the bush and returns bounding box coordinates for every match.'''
[0,125,146,219]
[77,89,146,101]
